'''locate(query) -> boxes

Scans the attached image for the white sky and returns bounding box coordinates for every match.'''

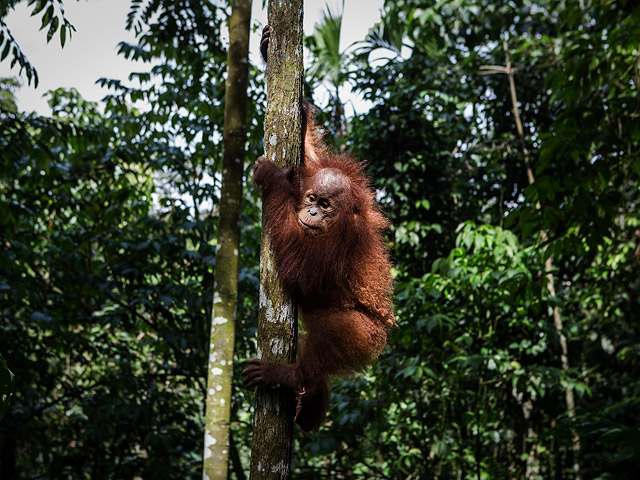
[0,0,384,116]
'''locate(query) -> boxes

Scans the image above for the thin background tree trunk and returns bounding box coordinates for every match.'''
[480,38,582,480]
[248,1,304,479]
[203,0,252,478]
[501,40,582,480]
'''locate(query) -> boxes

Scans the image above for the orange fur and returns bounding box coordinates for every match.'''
[245,25,393,431]
[246,103,395,431]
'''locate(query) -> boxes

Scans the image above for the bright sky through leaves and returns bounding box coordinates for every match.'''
[0,0,383,115]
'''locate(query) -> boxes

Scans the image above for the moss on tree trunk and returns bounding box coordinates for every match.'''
[249,1,304,479]
[204,1,252,479]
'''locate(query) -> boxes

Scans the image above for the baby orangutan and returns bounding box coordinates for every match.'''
[243,26,395,432]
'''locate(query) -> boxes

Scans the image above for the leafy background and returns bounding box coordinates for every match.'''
[1,0,639,479]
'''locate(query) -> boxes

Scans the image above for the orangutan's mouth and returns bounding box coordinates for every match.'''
[298,218,321,236]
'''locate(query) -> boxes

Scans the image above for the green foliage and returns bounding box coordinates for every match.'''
[2,0,640,478]
[0,354,14,421]
[295,0,640,478]
[305,0,347,90]
[0,0,77,86]
[0,76,19,112]
[0,90,210,477]
[304,0,351,140]
[0,2,264,478]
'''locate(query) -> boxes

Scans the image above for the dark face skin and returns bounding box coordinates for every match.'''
[298,168,351,236]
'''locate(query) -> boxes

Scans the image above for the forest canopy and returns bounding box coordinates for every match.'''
[1,0,639,479]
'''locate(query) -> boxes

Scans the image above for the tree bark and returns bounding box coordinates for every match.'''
[203,1,252,479]
[482,38,583,480]
[249,1,304,479]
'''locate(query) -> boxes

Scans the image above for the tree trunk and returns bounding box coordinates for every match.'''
[498,39,582,480]
[203,1,252,478]
[249,1,304,479]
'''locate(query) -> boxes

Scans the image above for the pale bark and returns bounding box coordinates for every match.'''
[203,1,252,479]
[248,1,304,479]
[481,39,582,480]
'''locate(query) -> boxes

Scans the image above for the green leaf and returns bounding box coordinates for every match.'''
[46,15,59,43]
[0,355,15,421]
[31,0,47,16]
[40,5,54,31]
[0,40,10,61]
